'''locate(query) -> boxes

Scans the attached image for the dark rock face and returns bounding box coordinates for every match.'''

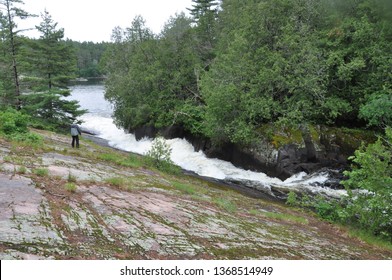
[275,144,347,179]
[132,125,351,181]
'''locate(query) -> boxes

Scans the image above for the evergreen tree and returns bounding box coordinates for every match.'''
[27,10,76,90]
[21,10,85,130]
[0,0,35,109]
[188,0,219,68]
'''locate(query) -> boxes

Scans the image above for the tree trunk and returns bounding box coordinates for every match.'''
[6,0,21,110]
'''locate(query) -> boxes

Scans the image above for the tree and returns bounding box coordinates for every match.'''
[0,0,35,109]
[21,10,85,130]
[201,0,328,144]
[103,16,156,131]
[342,127,392,240]
[188,0,219,68]
[26,9,76,90]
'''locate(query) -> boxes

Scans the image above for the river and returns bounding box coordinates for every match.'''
[68,83,347,199]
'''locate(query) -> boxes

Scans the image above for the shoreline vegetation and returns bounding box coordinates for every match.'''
[0,0,391,257]
[0,128,391,259]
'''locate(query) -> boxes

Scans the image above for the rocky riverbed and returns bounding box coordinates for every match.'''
[0,130,391,260]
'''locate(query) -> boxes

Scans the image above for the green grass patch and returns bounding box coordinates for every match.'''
[105,177,129,189]
[347,227,392,251]
[213,197,237,213]
[33,168,49,177]
[98,152,143,168]
[64,182,77,193]
[172,181,197,195]
[17,166,27,174]
[261,211,309,224]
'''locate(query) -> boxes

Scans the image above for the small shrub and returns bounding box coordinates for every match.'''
[0,109,29,135]
[33,168,49,177]
[144,137,181,174]
[64,182,77,193]
[17,166,27,174]
[146,137,172,163]
[67,172,77,183]
[286,191,298,206]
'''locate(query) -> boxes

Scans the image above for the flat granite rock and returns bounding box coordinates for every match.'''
[0,174,65,258]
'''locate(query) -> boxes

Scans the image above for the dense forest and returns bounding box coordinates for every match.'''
[0,0,391,242]
[104,0,392,146]
[68,40,108,78]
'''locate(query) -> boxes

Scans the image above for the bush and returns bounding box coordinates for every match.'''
[145,136,180,174]
[33,168,49,177]
[342,127,392,241]
[64,183,77,193]
[0,109,29,135]
[9,132,43,145]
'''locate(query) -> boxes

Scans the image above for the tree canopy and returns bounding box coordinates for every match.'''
[103,0,392,145]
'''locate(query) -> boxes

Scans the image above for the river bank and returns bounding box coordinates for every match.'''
[1,129,392,260]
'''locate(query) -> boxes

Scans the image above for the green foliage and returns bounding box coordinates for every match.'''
[286,191,298,207]
[64,182,77,193]
[17,10,86,131]
[292,128,392,241]
[340,127,392,240]
[172,181,197,195]
[0,109,29,135]
[145,136,180,174]
[17,166,27,174]
[213,197,237,213]
[104,177,129,189]
[146,136,172,164]
[68,41,107,78]
[33,168,49,177]
[102,0,392,148]
[9,132,43,145]
[98,152,143,168]
[343,128,392,194]
[21,89,87,130]
[359,90,392,128]
[67,172,77,183]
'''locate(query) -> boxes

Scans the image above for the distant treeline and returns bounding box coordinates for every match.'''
[67,41,109,78]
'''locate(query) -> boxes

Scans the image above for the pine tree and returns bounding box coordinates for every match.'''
[29,10,76,90]
[0,0,35,109]
[188,0,219,68]
[21,10,85,130]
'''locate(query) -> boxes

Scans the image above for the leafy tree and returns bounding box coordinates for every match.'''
[342,127,392,240]
[359,89,392,128]
[322,0,392,126]
[103,16,156,131]
[201,0,328,144]
[104,14,204,134]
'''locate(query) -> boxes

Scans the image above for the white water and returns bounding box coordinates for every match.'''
[68,84,346,198]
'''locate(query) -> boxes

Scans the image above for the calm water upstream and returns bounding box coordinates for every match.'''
[68,84,346,198]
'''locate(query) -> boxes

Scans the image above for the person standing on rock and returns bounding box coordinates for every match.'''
[70,123,82,148]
